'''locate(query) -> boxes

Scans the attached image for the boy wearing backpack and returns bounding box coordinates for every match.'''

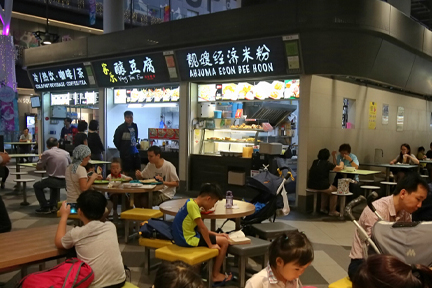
[55,191,126,288]
[172,183,233,285]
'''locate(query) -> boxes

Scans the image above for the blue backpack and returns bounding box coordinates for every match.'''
[139,218,173,241]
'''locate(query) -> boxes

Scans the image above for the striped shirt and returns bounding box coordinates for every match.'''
[349,195,411,259]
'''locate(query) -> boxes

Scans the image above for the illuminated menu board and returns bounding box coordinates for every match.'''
[114,87,179,104]
[29,64,91,91]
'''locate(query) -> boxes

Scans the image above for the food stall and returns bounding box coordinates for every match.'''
[175,37,301,194]
[27,63,99,151]
[91,51,181,171]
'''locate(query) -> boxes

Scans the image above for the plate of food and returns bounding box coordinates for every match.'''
[110,178,130,182]
[139,180,162,185]
[93,180,110,184]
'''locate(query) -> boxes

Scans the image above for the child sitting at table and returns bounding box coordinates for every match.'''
[172,183,232,285]
[85,163,95,177]
[55,191,126,288]
[245,231,314,288]
[106,158,132,181]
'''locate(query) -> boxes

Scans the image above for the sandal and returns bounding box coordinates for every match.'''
[213,273,232,287]
[328,211,340,217]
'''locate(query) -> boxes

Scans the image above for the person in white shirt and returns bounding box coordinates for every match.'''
[245,231,314,288]
[55,191,126,288]
[135,146,179,207]
[18,128,32,163]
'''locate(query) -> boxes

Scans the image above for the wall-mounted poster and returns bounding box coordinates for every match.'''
[382,104,389,125]
[368,102,377,130]
[397,106,404,132]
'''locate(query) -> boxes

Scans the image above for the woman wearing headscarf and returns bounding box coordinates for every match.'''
[66,145,102,203]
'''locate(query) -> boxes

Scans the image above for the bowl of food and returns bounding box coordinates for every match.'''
[345,167,356,172]
[110,181,122,187]
[122,183,132,188]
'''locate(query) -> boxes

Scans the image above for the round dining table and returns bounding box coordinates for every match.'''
[159,198,256,231]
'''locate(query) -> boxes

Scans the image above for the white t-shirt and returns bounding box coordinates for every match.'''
[65,165,88,203]
[20,134,32,141]
[61,221,126,288]
[140,159,179,198]
[245,267,299,288]
[106,173,129,180]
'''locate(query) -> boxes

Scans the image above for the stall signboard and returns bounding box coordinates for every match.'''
[92,53,170,87]
[29,64,91,91]
[176,37,286,81]
[149,128,179,140]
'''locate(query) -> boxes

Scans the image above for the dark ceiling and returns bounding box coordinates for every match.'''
[411,0,432,28]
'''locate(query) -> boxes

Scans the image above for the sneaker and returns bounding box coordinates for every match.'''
[35,208,51,215]
[329,211,340,217]
[50,207,58,213]
[320,208,329,214]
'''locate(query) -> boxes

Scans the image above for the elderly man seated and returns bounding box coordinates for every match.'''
[348,172,429,280]
[34,137,71,214]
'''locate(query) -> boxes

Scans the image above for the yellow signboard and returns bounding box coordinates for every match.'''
[368,102,377,130]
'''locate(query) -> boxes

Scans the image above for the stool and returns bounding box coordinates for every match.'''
[34,170,46,178]
[122,282,138,288]
[360,185,380,197]
[251,222,298,240]
[13,178,35,206]
[120,208,164,243]
[380,181,397,196]
[139,238,173,275]
[155,245,218,288]
[359,179,375,184]
[331,192,353,220]
[122,282,139,288]
[10,171,28,190]
[227,236,270,287]
[306,188,327,215]
[421,175,430,182]
[328,276,352,288]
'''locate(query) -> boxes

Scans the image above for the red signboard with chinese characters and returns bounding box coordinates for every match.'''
[91,53,171,87]
[148,128,179,140]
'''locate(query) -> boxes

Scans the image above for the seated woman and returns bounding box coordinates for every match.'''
[390,143,419,182]
[65,145,102,204]
[352,254,432,288]
[308,148,344,216]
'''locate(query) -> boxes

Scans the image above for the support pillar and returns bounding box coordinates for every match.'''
[103,0,125,34]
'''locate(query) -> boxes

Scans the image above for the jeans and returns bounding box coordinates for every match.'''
[34,177,66,208]
[121,153,141,178]
[0,195,11,233]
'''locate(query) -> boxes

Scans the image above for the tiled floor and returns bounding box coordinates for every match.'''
[0,166,354,288]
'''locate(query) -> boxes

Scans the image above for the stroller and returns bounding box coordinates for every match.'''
[217,165,294,234]
[345,192,432,266]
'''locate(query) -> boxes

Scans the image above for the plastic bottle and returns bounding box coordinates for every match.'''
[226,191,233,208]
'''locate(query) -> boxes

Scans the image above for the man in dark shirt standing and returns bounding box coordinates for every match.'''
[60,118,76,141]
[113,111,140,177]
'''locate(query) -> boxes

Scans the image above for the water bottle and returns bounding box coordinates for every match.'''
[226,191,233,208]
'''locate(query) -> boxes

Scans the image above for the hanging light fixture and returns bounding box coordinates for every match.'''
[32,1,59,45]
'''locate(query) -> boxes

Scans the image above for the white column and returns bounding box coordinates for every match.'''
[103,0,125,33]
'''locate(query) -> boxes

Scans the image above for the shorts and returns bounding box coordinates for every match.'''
[198,233,217,247]
[152,191,171,206]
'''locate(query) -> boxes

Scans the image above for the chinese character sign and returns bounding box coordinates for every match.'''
[92,53,170,87]
[29,64,90,91]
[176,37,286,80]
[368,101,377,130]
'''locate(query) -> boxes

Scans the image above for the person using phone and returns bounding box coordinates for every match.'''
[348,172,428,281]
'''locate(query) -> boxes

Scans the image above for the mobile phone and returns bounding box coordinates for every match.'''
[87,171,94,177]
[68,203,78,214]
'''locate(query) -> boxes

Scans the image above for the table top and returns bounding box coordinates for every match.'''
[0,225,71,271]
[18,163,37,168]
[362,163,418,169]
[159,199,256,220]
[419,160,432,164]
[333,169,381,175]
[5,142,36,145]
[332,192,353,196]
[89,160,111,165]
[92,184,164,194]
[8,154,39,158]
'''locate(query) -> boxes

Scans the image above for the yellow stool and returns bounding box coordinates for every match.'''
[122,282,139,288]
[328,277,352,288]
[120,208,163,243]
[155,245,218,288]
[139,238,173,275]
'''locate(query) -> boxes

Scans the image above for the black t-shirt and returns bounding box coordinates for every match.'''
[73,132,88,147]
[308,159,336,190]
[426,150,432,159]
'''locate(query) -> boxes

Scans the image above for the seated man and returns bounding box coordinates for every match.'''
[55,191,126,288]
[34,137,71,214]
[348,172,429,280]
[18,128,32,163]
[135,145,179,207]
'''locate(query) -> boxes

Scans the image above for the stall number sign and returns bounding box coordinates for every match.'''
[29,64,90,91]
[92,53,170,87]
[176,37,286,80]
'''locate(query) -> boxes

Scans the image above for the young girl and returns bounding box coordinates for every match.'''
[245,231,314,288]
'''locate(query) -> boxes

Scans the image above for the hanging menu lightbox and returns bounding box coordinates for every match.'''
[92,53,171,87]
[176,37,287,81]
